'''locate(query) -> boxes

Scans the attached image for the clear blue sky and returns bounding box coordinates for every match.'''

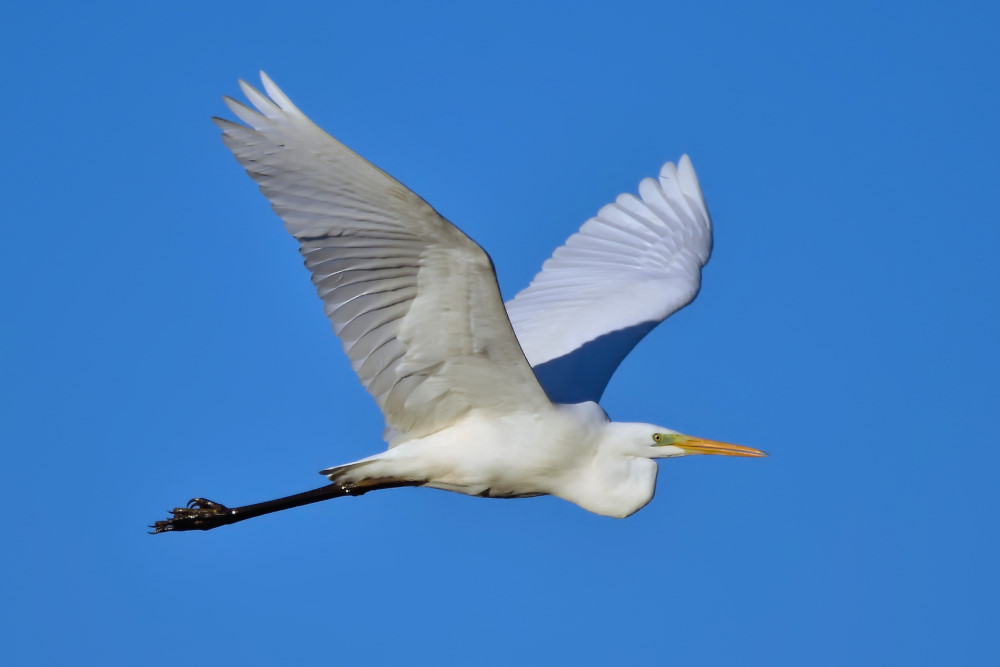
[3,1,998,665]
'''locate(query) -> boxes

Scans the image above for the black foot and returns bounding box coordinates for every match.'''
[151,498,237,534]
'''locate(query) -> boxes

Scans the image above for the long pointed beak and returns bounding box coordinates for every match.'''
[670,434,768,458]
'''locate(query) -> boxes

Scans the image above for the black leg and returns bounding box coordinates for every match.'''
[150,478,418,533]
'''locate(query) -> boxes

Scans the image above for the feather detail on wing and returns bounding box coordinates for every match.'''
[504,157,712,404]
[217,73,548,445]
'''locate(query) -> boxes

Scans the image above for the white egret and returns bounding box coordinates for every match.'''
[153,73,765,533]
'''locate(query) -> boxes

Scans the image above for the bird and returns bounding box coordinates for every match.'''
[152,72,765,533]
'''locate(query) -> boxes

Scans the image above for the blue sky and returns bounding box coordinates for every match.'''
[3,1,998,664]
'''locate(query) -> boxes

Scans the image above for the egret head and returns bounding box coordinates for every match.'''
[634,425,767,459]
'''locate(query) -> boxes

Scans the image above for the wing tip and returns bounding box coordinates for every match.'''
[258,70,305,117]
[660,154,708,220]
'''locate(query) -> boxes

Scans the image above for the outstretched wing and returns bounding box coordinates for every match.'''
[217,72,548,445]
[504,157,712,404]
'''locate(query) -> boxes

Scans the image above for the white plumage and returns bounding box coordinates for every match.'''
[507,156,712,368]
[153,72,763,533]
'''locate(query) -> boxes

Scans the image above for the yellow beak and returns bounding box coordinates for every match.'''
[668,434,768,458]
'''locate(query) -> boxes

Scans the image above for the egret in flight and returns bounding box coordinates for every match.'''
[152,73,764,533]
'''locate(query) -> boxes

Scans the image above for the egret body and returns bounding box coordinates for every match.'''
[153,73,764,533]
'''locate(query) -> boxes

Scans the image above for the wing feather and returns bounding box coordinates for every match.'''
[504,157,712,403]
[218,72,548,444]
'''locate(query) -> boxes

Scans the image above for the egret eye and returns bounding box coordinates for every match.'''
[652,433,662,443]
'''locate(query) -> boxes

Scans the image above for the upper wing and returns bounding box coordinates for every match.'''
[504,157,712,404]
[217,72,548,445]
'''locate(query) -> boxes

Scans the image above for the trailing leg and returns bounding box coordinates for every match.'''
[151,464,419,533]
